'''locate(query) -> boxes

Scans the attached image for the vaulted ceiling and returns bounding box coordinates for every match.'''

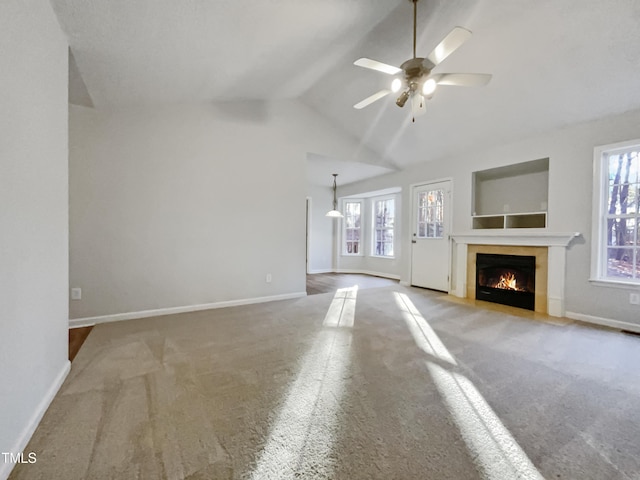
[53,0,640,171]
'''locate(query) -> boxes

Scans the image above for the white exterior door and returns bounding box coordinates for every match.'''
[411,180,452,291]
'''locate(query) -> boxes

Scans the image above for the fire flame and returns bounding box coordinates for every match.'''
[494,272,524,291]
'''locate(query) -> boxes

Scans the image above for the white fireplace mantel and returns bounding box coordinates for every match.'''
[450,231,581,317]
[451,231,580,247]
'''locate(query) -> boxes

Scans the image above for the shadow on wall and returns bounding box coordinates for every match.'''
[210,100,271,124]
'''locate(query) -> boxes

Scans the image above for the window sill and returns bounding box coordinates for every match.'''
[370,255,396,260]
[589,278,640,289]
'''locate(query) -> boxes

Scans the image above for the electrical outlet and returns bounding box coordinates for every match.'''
[266,274,272,283]
[630,293,640,305]
[503,204,510,213]
[71,287,82,300]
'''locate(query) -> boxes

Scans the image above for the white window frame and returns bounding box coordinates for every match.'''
[342,199,364,256]
[591,139,640,286]
[371,195,395,258]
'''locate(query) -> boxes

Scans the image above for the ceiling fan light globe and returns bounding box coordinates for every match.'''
[423,78,437,95]
[391,78,402,92]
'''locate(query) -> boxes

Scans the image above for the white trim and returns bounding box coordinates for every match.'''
[306,196,312,274]
[68,292,308,328]
[451,234,580,317]
[0,361,70,480]
[408,176,454,191]
[566,311,640,334]
[342,186,401,199]
[307,268,334,274]
[334,269,401,280]
[399,281,411,287]
[588,278,640,290]
[591,139,640,283]
[451,232,580,247]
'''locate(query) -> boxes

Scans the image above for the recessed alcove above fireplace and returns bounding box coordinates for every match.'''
[472,158,549,230]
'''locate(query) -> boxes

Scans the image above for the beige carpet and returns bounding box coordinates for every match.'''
[10,285,640,479]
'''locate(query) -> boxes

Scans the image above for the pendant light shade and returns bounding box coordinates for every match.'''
[326,174,344,218]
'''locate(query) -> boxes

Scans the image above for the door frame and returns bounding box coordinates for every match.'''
[409,178,454,292]
[306,196,312,274]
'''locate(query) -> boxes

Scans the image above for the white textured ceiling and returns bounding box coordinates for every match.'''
[53,0,640,170]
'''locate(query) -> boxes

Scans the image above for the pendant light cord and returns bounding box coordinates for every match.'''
[413,0,417,59]
[332,174,338,209]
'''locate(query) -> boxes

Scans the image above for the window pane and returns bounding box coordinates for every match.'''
[601,148,640,283]
[374,198,395,255]
[419,192,427,208]
[607,248,634,278]
[609,152,639,185]
[344,202,362,254]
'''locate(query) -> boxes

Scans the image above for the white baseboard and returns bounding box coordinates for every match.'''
[565,311,640,333]
[307,269,333,274]
[69,291,308,328]
[547,296,565,318]
[0,360,70,480]
[334,269,401,281]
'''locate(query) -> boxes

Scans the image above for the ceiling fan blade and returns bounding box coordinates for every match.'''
[353,89,392,109]
[354,58,402,75]
[426,27,472,66]
[433,73,492,87]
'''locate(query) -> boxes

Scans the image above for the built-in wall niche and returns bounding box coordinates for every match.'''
[472,158,549,229]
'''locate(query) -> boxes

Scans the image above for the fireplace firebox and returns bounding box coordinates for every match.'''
[475,253,535,310]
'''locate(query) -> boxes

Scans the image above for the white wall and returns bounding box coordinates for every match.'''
[306,185,334,273]
[339,109,640,326]
[0,2,69,478]
[70,100,378,319]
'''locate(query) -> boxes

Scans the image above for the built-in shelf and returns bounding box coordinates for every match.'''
[472,212,547,229]
[472,158,549,230]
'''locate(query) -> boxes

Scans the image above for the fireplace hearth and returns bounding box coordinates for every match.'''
[476,253,536,310]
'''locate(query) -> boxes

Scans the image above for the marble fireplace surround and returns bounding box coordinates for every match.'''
[451,232,580,317]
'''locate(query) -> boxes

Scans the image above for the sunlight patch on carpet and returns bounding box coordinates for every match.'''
[427,362,544,480]
[249,287,357,479]
[323,285,358,328]
[394,292,457,365]
[395,292,543,480]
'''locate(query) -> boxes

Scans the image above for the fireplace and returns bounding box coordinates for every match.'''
[475,253,536,310]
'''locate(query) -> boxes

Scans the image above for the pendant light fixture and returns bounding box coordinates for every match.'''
[325,174,344,218]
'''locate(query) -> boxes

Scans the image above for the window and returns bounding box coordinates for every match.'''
[417,189,444,238]
[592,140,640,284]
[372,197,395,257]
[343,200,362,255]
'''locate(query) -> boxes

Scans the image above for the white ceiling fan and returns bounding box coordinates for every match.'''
[353,0,492,120]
